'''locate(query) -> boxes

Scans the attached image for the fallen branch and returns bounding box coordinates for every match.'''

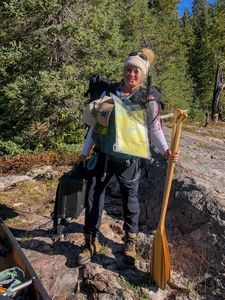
[161,113,173,120]
[161,110,188,120]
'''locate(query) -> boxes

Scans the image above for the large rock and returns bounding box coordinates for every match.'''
[140,128,225,299]
[107,127,225,298]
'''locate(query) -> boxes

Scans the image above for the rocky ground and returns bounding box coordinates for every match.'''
[0,124,225,300]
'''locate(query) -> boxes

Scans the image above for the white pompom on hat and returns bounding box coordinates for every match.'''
[123,48,155,77]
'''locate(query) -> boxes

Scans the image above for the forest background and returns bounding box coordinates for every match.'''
[0,0,224,156]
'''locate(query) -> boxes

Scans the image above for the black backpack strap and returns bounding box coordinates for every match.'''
[85,75,113,101]
[105,82,123,97]
[149,86,164,110]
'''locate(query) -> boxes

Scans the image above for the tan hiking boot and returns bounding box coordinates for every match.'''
[123,233,137,265]
[77,234,101,265]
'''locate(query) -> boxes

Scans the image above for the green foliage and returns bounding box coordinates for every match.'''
[0,0,125,153]
[0,140,25,156]
[190,0,212,105]
[187,0,223,109]
[121,277,151,299]
[188,105,206,121]
[98,245,111,256]
[148,1,193,112]
[0,0,224,156]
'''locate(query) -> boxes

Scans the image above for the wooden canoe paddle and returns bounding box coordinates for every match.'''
[150,108,187,290]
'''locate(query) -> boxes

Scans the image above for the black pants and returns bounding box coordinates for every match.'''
[84,152,141,236]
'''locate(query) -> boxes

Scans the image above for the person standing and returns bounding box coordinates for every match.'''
[78,49,179,265]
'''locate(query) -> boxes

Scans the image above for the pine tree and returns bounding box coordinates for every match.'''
[189,0,213,108]
[147,0,193,112]
[0,0,85,150]
[181,7,195,54]
[1,0,214,155]
[0,0,124,151]
[208,0,225,119]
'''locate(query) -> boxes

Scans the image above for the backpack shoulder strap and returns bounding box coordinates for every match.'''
[85,75,113,101]
[149,86,164,110]
[105,82,123,97]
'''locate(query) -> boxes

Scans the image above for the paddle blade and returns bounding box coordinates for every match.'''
[150,229,170,289]
[162,233,170,282]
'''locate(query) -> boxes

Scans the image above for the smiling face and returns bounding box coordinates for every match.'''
[123,65,144,92]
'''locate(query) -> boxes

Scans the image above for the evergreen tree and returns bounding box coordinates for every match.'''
[208,0,225,118]
[147,0,193,112]
[0,0,85,151]
[184,0,225,116]
[190,0,213,108]
[0,0,124,151]
[181,7,195,54]
[2,0,221,155]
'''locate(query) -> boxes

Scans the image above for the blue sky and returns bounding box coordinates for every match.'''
[178,0,216,16]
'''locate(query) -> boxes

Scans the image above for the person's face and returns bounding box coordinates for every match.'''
[124,65,144,90]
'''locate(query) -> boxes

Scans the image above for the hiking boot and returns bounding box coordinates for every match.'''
[77,233,101,265]
[123,233,137,265]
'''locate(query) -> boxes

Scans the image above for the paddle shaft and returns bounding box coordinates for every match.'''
[158,112,186,232]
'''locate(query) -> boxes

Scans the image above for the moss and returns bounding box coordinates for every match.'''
[120,277,152,299]
[0,179,56,215]
[98,245,112,256]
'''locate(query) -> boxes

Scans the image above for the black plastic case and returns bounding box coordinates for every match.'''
[52,172,86,233]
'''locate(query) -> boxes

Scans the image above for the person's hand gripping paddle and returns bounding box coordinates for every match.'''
[150,109,187,290]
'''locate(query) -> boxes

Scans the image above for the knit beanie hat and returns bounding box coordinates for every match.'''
[123,48,155,77]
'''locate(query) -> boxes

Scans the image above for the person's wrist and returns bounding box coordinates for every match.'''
[164,149,170,160]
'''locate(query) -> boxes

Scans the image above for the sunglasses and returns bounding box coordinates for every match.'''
[128,51,147,61]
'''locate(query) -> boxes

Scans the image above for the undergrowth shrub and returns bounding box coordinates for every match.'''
[188,106,205,121]
[0,150,81,175]
[0,140,25,156]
